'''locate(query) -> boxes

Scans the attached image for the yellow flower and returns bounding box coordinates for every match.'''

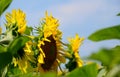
[42,11,59,39]
[5,9,26,34]
[68,34,84,53]
[37,12,66,72]
[68,34,84,67]
[74,52,83,67]
[12,41,34,73]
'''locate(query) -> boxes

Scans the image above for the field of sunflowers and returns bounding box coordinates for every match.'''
[0,0,120,77]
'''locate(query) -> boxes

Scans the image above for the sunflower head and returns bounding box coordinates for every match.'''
[66,34,84,71]
[5,9,26,35]
[36,12,65,72]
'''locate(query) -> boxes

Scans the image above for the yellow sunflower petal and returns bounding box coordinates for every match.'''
[12,57,18,67]
[18,58,28,73]
[5,9,26,34]
[38,54,44,64]
[77,59,83,67]
[74,52,83,67]
[18,24,26,34]
[68,34,84,53]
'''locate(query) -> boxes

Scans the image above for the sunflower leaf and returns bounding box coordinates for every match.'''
[11,72,56,77]
[0,52,12,71]
[89,46,120,70]
[7,36,30,55]
[66,63,98,77]
[88,25,120,41]
[0,0,12,16]
[0,45,7,52]
[24,26,33,35]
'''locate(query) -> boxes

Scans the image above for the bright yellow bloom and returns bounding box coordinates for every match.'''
[68,34,84,53]
[68,34,84,67]
[37,40,46,64]
[37,12,66,72]
[42,11,59,39]
[12,41,34,73]
[74,52,83,67]
[38,53,44,64]
[5,9,26,34]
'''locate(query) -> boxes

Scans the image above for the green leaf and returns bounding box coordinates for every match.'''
[88,25,120,41]
[97,68,106,77]
[39,72,56,77]
[7,36,30,55]
[0,0,12,16]
[89,46,120,70]
[9,72,56,77]
[106,65,120,77]
[0,52,12,70]
[66,63,98,77]
[0,45,7,52]
[117,13,120,16]
[7,66,23,77]
[24,26,33,35]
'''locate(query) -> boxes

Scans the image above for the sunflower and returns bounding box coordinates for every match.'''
[68,34,84,67]
[12,41,34,73]
[37,12,66,72]
[5,9,26,34]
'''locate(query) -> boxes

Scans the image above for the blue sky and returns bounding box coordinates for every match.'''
[1,0,120,57]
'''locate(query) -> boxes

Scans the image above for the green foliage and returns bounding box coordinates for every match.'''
[24,26,33,35]
[8,72,56,77]
[7,36,30,55]
[38,72,56,77]
[7,66,22,77]
[89,46,120,70]
[106,65,120,77]
[88,46,120,77]
[88,12,120,77]
[0,52,12,70]
[88,25,120,41]
[0,45,7,52]
[0,0,12,16]
[66,63,98,77]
